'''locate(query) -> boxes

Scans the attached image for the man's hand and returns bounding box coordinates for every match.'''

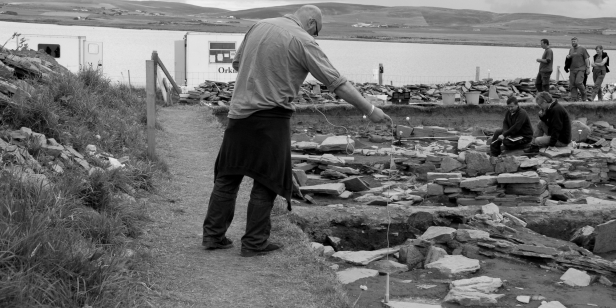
[498,135,505,140]
[566,54,571,59]
[538,109,544,116]
[586,67,591,75]
[368,106,392,123]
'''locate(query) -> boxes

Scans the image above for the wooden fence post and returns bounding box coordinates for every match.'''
[146,59,156,159]
[475,66,480,81]
[378,63,383,85]
[556,66,560,83]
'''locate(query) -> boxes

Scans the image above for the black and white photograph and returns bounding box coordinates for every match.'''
[1,0,616,307]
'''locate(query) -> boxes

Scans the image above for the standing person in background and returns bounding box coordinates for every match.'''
[201,5,391,258]
[565,37,591,102]
[590,45,609,101]
[535,38,553,92]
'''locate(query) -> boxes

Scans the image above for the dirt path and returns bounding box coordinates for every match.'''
[140,105,348,308]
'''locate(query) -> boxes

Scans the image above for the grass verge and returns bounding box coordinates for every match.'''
[0,65,166,307]
[266,198,351,308]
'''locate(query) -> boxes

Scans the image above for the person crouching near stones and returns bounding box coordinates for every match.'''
[489,97,534,157]
[524,92,572,153]
[590,45,609,101]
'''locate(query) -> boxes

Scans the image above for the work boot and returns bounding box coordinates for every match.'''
[203,237,234,250]
[523,145,540,154]
[240,243,284,257]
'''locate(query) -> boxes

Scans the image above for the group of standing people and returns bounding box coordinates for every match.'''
[536,37,610,101]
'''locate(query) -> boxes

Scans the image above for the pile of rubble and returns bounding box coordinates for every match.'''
[183,77,616,106]
[0,49,68,105]
[289,119,616,211]
[0,127,128,190]
[309,201,615,307]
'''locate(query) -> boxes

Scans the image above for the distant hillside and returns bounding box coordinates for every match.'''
[3,0,229,15]
[228,3,616,29]
[229,2,385,20]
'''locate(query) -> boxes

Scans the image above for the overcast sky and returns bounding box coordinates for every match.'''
[154,0,616,18]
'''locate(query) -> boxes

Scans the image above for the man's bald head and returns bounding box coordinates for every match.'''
[294,5,322,36]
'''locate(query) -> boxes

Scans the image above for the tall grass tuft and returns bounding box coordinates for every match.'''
[0,67,161,307]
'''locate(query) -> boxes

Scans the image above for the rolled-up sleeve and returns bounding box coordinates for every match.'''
[301,40,347,92]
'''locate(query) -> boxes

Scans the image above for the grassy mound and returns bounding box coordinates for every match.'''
[0,67,164,307]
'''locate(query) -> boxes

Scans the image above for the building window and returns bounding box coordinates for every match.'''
[209,42,236,64]
[38,44,60,58]
[88,43,99,54]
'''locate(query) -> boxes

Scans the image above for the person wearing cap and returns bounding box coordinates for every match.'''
[489,96,534,157]
[525,92,572,153]
[565,37,591,101]
[590,45,609,101]
[535,39,553,92]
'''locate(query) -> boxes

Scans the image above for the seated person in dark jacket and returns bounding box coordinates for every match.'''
[489,97,534,157]
[525,92,572,153]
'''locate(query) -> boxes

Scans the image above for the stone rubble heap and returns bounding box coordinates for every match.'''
[1,127,127,190]
[290,119,616,210]
[313,202,614,306]
[184,76,616,106]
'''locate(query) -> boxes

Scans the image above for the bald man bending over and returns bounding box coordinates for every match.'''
[201,5,391,257]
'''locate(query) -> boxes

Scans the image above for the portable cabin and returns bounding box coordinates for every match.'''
[4,34,103,72]
[174,32,245,89]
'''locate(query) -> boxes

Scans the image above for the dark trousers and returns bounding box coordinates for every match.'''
[202,174,277,250]
[535,71,552,92]
[490,128,532,156]
[569,70,587,101]
[591,70,606,101]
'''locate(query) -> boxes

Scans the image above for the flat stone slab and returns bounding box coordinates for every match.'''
[563,180,590,189]
[382,301,442,308]
[443,288,505,307]
[339,176,370,192]
[318,136,355,152]
[538,301,567,308]
[440,157,464,173]
[299,183,345,195]
[593,219,616,253]
[450,276,503,293]
[368,259,409,274]
[560,268,591,287]
[460,176,497,189]
[455,229,490,242]
[336,267,379,284]
[517,244,559,256]
[420,226,456,243]
[425,255,480,275]
[332,247,399,265]
[520,158,540,168]
[497,171,540,184]
[541,146,573,158]
[426,172,462,181]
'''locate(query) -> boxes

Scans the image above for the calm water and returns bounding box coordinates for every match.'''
[2,21,615,86]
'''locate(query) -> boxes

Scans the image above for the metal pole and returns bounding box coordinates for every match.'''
[555,66,560,83]
[475,66,480,81]
[146,60,156,159]
[379,63,383,85]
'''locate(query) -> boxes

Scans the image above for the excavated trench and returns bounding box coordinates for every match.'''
[290,199,616,252]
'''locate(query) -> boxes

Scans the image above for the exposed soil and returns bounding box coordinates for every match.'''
[342,255,616,308]
[139,105,350,308]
